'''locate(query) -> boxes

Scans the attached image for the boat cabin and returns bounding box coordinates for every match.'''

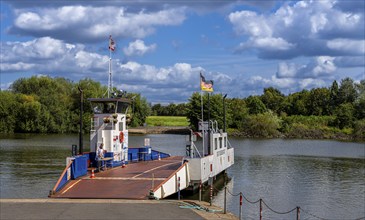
[88,97,131,166]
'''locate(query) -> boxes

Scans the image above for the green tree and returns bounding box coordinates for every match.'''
[186,93,227,131]
[307,88,330,115]
[260,87,284,115]
[227,98,248,129]
[354,80,365,119]
[245,96,267,114]
[239,111,281,138]
[338,77,357,104]
[0,91,20,133]
[333,103,355,129]
[285,90,310,116]
[15,94,43,132]
[329,80,339,114]
[186,92,202,130]
[151,104,163,116]
[128,93,150,127]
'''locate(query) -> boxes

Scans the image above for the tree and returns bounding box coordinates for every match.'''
[307,88,330,115]
[186,92,227,131]
[227,98,248,129]
[0,91,20,133]
[260,87,284,115]
[128,93,150,127]
[245,96,267,114]
[151,104,163,116]
[239,111,281,138]
[333,103,355,129]
[338,78,357,104]
[354,80,365,119]
[329,80,339,113]
[285,90,310,116]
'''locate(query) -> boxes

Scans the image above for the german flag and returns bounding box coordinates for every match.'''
[200,72,214,92]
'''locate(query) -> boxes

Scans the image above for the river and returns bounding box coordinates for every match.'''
[0,133,364,219]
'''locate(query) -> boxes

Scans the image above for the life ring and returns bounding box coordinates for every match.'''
[119,132,124,143]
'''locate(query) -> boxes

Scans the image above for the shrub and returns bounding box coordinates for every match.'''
[353,119,365,140]
[239,111,281,138]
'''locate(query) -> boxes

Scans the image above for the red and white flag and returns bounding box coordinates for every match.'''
[109,35,115,51]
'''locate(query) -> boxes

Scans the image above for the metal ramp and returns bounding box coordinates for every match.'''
[51,156,190,199]
[152,160,190,199]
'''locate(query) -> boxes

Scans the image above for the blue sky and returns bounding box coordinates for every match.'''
[1,0,364,104]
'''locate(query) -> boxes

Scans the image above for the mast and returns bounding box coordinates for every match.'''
[108,51,112,98]
[107,35,115,98]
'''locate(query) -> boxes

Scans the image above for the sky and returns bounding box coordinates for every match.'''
[1,0,364,104]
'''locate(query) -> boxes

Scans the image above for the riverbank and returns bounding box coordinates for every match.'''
[129,126,190,134]
[0,199,238,220]
[129,126,364,141]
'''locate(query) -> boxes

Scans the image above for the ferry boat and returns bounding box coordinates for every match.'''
[49,38,234,199]
[49,91,234,199]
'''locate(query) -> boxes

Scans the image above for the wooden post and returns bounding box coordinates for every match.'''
[178,177,181,200]
[297,206,300,220]
[239,192,242,220]
[210,184,213,206]
[224,186,227,214]
[260,199,262,220]
[199,181,202,202]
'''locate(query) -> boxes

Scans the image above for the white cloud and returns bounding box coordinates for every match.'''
[229,0,365,58]
[299,78,327,90]
[327,39,365,55]
[11,6,186,43]
[276,56,337,79]
[123,40,156,57]
[119,61,202,85]
[0,37,106,76]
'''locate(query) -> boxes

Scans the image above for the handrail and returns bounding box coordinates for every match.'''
[190,142,202,158]
[227,139,233,149]
[51,160,73,193]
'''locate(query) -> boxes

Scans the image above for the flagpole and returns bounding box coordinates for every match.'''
[201,90,204,157]
[108,48,112,98]
[109,47,113,97]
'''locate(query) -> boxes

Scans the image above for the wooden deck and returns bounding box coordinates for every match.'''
[51,156,184,199]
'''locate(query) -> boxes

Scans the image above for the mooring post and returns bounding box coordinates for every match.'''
[239,192,243,220]
[178,177,181,200]
[224,186,227,214]
[199,181,202,202]
[297,206,300,220]
[260,199,263,220]
[210,184,213,206]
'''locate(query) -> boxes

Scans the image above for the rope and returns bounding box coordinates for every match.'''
[208,186,365,220]
[242,194,261,204]
[226,187,240,197]
[261,199,297,215]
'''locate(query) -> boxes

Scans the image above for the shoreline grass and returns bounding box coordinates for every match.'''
[146,116,189,127]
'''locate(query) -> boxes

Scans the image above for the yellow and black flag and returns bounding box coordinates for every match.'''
[200,72,214,92]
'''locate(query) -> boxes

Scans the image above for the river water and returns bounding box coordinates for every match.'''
[0,133,364,219]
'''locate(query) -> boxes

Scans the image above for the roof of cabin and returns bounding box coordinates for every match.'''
[88,98,131,103]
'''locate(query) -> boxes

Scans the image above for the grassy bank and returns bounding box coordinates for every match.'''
[146,116,189,127]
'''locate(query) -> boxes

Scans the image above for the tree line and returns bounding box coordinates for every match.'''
[0,76,149,133]
[185,78,365,140]
[0,76,364,140]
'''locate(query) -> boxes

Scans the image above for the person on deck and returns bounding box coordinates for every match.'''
[96,143,105,171]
